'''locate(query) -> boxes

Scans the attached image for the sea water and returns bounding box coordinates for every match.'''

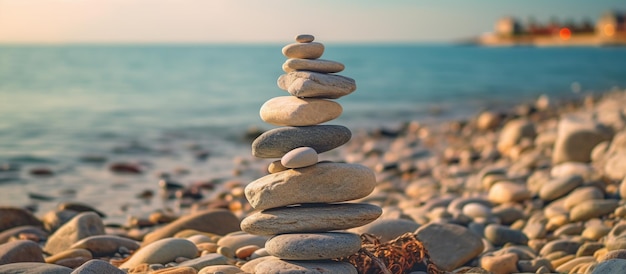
[1,44,625,222]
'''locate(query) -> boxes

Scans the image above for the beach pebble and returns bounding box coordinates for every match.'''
[620,177,626,199]
[583,223,611,240]
[496,118,536,156]
[538,174,583,201]
[517,258,553,273]
[150,266,197,274]
[177,253,229,271]
[277,71,356,99]
[480,253,519,274]
[414,222,484,271]
[476,111,501,130]
[120,238,198,269]
[245,162,376,210]
[260,96,342,126]
[197,265,241,274]
[0,262,72,274]
[539,239,582,257]
[590,258,626,274]
[0,225,48,244]
[42,209,79,233]
[216,231,268,252]
[57,202,106,218]
[0,207,43,232]
[69,235,139,257]
[283,58,345,73]
[552,114,613,164]
[44,212,105,255]
[462,203,492,219]
[235,245,260,259]
[577,242,605,257]
[141,209,240,246]
[265,232,361,260]
[600,250,626,261]
[563,186,604,210]
[45,248,91,264]
[280,147,318,169]
[570,199,619,222]
[71,259,125,274]
[252,125,351,158]
[254,257,357,274]
[242,203,381,236]
[555,256,596,273]
[484,224,528,246]
[487,181,531,204]
[267,160,288,173]
[349,218,419,243]
[523,221,547,239]
[240,256,274,272]
[0,240,44,264]
[282,42,324,59]
[295,34,315,43]
[605,153,626,180]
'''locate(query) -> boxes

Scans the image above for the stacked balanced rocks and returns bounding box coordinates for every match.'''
[241,34,382,273]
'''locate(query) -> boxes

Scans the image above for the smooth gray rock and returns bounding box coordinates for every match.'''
[0,240,44,264]
[265,232,361,260]
[282,58,345,73]
[71,259,125,274]
[295,34,315,43]
[282,42,324,59]
[539,174,584,201]
[0,226,48,244]
[0,207,43,232]
[242,203,382,235]
[0,262,72,274]
[119,238,198,269]
[277,71,356,99]
[570,199,619,222]
[245,162,376,210]
[539,239,581,256]
[254,257,357,274]
[552,114,613,164]
[590,258,626,274]
[69,235,140,257]
[43,212,105,255]
[348,218,419,243]
[414,222,484,271]
[252,125,351,158]
[177,253,229,271]
[484,224,528,246]
[259,96,342,126]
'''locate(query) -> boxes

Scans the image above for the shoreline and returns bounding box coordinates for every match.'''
[1,87,626,272]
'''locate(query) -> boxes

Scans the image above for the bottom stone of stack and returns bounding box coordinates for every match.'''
[255,257,358,274]
[265,232,361,260]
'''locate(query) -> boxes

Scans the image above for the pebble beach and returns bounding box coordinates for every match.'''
[2,36,626,274]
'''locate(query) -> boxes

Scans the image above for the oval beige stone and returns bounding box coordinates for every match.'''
[281,147,318,168]
[241,203,382,235]
[260,96,342,126]
[295,34,314,43]
[244,162,376,210]
[282,42,324,59]
[282,58,345,73]
[277,71,356,99]
[265,232,361,260]
[570,199,619,222]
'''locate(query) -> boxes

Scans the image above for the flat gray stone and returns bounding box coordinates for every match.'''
[282,42,324,59]
[252,125,351,158]
[0,262,72,274]
[282,58,345,73]
[241,203,382,235]
[255,257,357,274]
[591,258,626,274]
[44,212,105,255]
[415,222,484,271]
[119,238,198,269]
[277,71,356,99]
[0,240,44,264]
[295,34,315,43]
[69,235,140,257]
[484,224,528,246]
[245,162,376,210]
[259,96,342,126]
[71,259,125,274]
[265,232,361,260]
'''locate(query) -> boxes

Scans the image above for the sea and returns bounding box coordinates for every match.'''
[1,44,626,223]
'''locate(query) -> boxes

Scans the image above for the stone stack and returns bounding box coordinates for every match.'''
[241,34,382,273]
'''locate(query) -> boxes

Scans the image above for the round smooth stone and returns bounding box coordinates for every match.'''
[241,203,382,235]
[281,147,318,169]
[277,71,356,99]
[260,96,342,126]
[570,199,619,222]
[245,162,376,210]
[69,235,140,257]
[295,34,315,43]
[268,160,288,173]
[255,257,357,274]
[539,175,584,201]
[119,238,198,269]
[282,42,324,59]
[282,58,345,73]
[265,232,361,260]
[484,224,528,246]
[487,181,531,204]
[252,125,351,158]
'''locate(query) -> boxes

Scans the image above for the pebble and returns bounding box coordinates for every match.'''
[241,203,381,235]
[176,253,229,271]
[0,225,48,244]
[539,239,582,257]
[71,259,126,274]
[487,181,531,204]
[141,209,241,246]
[264,232,361,260]
[348,218,419,243]
[484,224,528,246]
[197,265,241,274]
[57,202,106,218]
[569,199,619,222]
[235,245,260,259]
[43,212,105,255]
[0,207,43,232]
[605,153,626,180]
[590,259,626,274]
[538,174,584,201]
[414,222,484,271]
[555,255,596,273]
[282,42,324,59]
[267,160,288,173]
[462,203,492,219]
[552,114,613,164]
[480,253,519,274]
[151,266,197,274]
[0,240,44,264]
[295,34,315,43]
[563,186,604,210]
[45,248,91,263]
[215,231,268,252]
[260,96,342,126]
[69,235,140,257]
[496,118,536,156]
[119,238,198,270]
[252,125,352,158]
[282,58,345,73]
[254,257,358,274]
[280,147,318,169]
[277,71,356,99]
[0,262,72,274]
[240,256,274,273]
[245,162,376,210]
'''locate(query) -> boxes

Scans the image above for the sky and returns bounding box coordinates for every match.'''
[0,0,624,44]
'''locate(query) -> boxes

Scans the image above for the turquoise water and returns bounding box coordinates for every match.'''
[1,44,625,220]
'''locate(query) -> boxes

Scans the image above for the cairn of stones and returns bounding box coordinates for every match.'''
[240,34,382,272]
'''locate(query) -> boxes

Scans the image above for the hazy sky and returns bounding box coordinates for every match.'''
[0,0,624,44]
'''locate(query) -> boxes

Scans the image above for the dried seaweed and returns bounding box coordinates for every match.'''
[339,232,448,274]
